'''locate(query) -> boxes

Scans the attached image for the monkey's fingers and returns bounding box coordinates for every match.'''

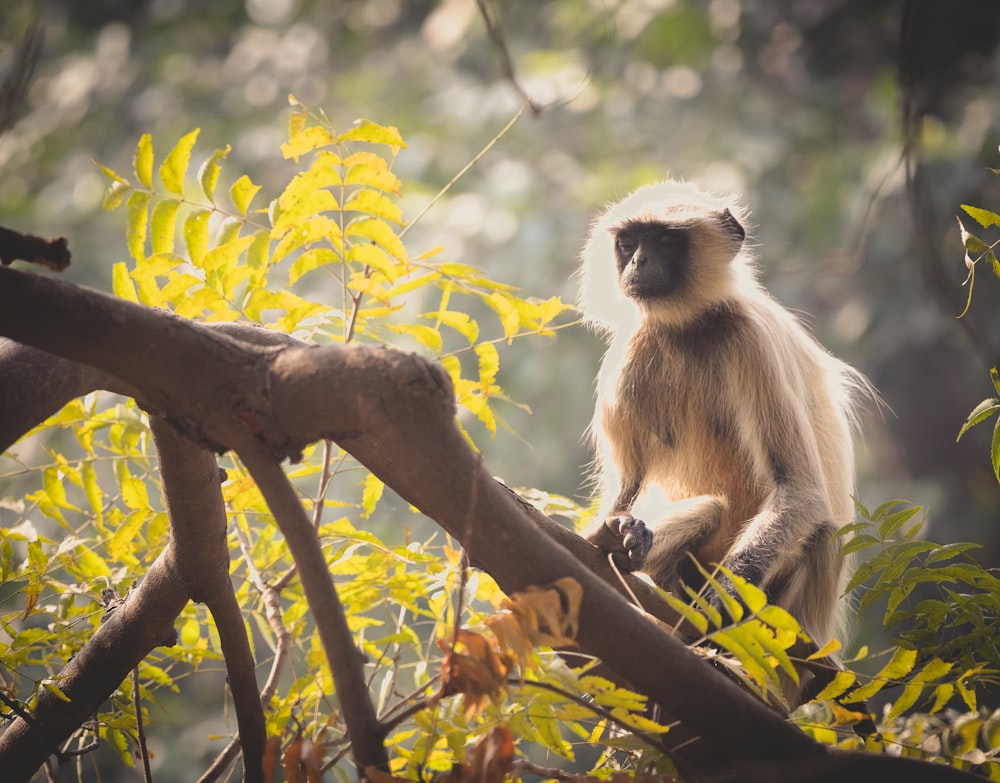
[619,517,652,569]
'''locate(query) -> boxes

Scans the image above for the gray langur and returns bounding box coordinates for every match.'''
[580,180,870,653]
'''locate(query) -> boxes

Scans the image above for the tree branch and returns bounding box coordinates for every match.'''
[149,415,266,783]
[0,265,981,782]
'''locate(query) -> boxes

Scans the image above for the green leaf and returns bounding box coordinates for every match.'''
[993,415,1000,485]
[957,397,1000,441]
[198,145,231,204]
[159,128,200,196]
[134,133,154,189]
[41,680,71,703]
[961,204,1000,229]
[230,174,262,217]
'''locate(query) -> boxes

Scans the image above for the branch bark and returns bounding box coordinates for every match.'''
[0,265,981,783]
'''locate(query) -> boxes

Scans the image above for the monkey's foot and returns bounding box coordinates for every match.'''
[604,514,652,572]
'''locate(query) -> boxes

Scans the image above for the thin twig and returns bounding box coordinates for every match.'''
[400,104,528,239]
[475,0,543,115]
[132,667,154,783]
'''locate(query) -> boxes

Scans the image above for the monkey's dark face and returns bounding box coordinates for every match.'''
[613,222,691,303]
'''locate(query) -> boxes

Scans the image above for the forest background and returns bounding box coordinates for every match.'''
[2,0,1000,781]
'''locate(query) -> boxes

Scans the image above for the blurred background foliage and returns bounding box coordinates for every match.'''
[2,0,1000,777]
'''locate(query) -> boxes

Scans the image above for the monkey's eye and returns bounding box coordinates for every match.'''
[615,236,638,256]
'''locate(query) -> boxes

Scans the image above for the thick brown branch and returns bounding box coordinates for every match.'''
[0,266,982,782]
[150,416,266,783]
[0,226,70,270]
[232,434,389,773]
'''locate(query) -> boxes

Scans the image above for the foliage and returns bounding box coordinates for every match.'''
[956,172,1000,486]
[0,106,600,780]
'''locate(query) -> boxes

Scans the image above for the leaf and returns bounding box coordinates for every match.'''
[288,248,339,285]
[385,323,442,353]
[503,577,582,647]
[957,397,1000,441]
[184,208,211,266]
[280,125,334,161]
[159,128,200,196]
[476,342,500,388]
[345,216,406,262]
[230,174,262,217]
[343,188,404,225]
[150,199,181,256]
[113,261,139,302]
[344,152,403,193]
[807,637,842,661]
[134,133,154,189]
[360,473,383,518]
[126,191,151,263]
[98,164,131,210]
[849,646,917,702]
[436,629,510,719]
[961,203,1000,229]
[812,669,856,702]
[338,119,407,151]
[198,145,231,204]
[993,414,1000,485]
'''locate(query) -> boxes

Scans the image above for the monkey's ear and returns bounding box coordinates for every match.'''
[716,208,746,244]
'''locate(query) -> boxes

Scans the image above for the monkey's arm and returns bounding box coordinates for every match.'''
[585,478,653,570]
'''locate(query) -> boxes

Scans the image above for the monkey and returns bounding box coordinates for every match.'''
[579,180,870,665]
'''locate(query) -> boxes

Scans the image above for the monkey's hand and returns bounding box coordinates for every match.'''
[588,514,653,572]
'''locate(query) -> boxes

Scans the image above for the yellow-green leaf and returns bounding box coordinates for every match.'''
[159,128,200,196]
[280,125,333,161]
[361,473,384,518]
[230,174,261,217]
[386,323,442,354]
[184,208,211,266]
[347,241,399,282]
[486,292,520,341]
[345,217,406,262]
[288,248,339,285]
[344,152,402,193]
[134,133,154,189]
[126,191,151,263]
[476,343,500,387]
[807,637,842,661]
[201,234,256,273]
[113,261,139,302]
[180,616,201,647]
[812,669,856,702]
[344,188,403,225]
[432,310,479,344]
[150,199,181,256]
[198,144,231,204]
[121,475,149,510]
[338,119,406,152]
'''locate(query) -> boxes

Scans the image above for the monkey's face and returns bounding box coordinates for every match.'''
[613,222,691,304]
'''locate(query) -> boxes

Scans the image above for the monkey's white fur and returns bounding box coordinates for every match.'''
[580,180,868,660]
